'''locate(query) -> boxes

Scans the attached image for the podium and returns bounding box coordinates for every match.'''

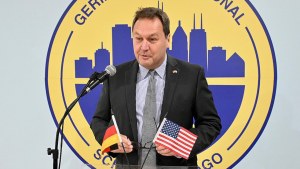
[115,165,199,169]
[81,164,198,169]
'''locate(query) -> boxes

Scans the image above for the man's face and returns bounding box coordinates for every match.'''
[132,17,170,70]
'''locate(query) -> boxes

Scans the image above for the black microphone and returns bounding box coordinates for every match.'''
[82,65,116,96]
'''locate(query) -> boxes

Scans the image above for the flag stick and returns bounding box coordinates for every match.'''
[112,115,131,169]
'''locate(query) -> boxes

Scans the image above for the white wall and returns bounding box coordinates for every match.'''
[0,0,299,168]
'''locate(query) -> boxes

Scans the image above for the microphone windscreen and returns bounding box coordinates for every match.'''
[105,65,116,76]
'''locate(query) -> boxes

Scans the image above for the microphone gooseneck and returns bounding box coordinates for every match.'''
[47,65,116,169]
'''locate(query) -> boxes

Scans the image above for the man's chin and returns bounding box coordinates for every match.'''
[140,63,154,70]
[138,60,152,68]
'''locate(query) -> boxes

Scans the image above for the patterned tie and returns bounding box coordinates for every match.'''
[141,70,157,166]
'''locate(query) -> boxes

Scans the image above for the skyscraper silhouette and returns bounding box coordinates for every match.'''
[168,20,188,61]
[75,57,93,78]
[189,14,207,72]
[207,47,245,77]
[224,52,245,77]
[112,24,134,65]
[207,47,226,77]
[94,42,110,72]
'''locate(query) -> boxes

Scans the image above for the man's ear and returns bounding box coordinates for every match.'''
[166,34,171,48]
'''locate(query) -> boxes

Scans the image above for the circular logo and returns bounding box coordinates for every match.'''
[45,0,277,168]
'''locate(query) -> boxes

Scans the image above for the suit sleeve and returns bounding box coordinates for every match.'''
[90,79,119,157]
[90,79,111,144]
[189,67,222,158]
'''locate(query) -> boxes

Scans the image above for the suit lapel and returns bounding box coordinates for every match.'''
[125,61,139,142]
[160,56,180,122]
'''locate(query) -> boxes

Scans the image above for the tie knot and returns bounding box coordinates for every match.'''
[149,70,155,77]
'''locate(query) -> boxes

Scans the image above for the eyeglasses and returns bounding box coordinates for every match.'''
[132,141,156,150]
[131,117,159,150]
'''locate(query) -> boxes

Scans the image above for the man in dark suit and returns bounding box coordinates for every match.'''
[90,7,221,167]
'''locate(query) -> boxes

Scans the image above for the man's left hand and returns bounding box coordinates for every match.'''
[155,144,176,156]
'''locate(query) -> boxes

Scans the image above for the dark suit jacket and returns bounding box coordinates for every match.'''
[90,56,221,166]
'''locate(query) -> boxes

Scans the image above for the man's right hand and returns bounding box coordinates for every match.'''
[110,134,133,153]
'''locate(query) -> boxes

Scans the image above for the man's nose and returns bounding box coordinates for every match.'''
[141,40,149,50]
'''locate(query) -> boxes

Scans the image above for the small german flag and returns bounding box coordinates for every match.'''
[101,115,121,154]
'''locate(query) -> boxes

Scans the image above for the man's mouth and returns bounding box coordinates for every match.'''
[140,54,150,58]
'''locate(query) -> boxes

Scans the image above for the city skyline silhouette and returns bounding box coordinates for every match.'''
[75,13,244,78]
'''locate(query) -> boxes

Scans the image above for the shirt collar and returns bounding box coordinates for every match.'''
[138,54,167,79]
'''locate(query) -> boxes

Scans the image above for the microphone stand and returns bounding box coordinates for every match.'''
[140,142,155,169]
[121,142,132,169]
[47,73,98,169]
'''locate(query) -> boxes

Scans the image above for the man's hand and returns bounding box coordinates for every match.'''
[111,134,133,153]
[155,144,176,156]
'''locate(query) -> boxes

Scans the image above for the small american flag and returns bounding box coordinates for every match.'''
[153,118,198,159]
